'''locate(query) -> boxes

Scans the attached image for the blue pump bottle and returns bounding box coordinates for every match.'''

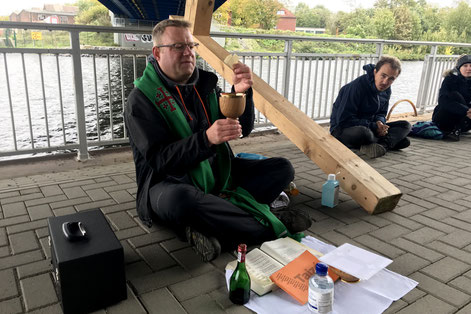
[321,174,339,208]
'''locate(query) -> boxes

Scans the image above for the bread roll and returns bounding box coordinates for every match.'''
[330,266,360,283]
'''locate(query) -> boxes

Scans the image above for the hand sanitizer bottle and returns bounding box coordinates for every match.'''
[321,174,339,208]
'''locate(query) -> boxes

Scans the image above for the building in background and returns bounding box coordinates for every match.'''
[295,27,326,35]
[9,4,79,24]
[275,8,296,31]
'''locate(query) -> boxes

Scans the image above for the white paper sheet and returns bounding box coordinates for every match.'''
[225,236,418,314]
[319,243,393,280]
[301,236,336,255]
[354,268,419,301]
[225,271,393,314]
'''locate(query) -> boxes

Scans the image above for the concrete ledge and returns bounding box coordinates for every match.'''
[0,147,134,181]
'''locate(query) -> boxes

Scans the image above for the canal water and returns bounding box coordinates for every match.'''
[0,56,432,154]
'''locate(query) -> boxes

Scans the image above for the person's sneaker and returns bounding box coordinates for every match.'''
[445,129,460,141]
[360,143,387,158]
[270,191,290,210]
[273,208,312,234]
[185,227,221,262]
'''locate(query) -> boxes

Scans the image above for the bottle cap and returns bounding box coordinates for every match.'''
[237,244,247,253]
[316,263,328,276]
[328,174,336,181]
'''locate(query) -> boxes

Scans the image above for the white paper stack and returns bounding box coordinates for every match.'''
[225,236,418,314]
[319,243,392,280]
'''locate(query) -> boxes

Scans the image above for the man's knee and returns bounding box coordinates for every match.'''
[390,120,412,132]
[347,126,375,146]
[359,126,376,141]
[273,157,295,182]
[151,184,197,221]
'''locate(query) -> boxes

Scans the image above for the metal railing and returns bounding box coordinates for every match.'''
[1,21,471,160]
[416,53,463,112]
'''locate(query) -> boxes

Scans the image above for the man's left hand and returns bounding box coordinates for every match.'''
[376,121,389,137]
[233,62,253,93]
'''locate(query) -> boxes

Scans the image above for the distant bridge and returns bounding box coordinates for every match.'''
[99,0,226,21]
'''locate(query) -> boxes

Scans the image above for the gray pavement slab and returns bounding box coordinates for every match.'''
[1,133,471,313]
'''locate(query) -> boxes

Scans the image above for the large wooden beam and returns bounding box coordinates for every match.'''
[183,1,402,214]
[184,0,213,35]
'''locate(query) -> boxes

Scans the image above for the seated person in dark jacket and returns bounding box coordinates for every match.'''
[124,19,310,262]
[432,54,471,141]
[330,55,411,158]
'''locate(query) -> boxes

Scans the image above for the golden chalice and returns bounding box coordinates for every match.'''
[219,93,246,119]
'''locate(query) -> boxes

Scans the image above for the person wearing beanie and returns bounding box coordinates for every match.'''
[432,54,471,141]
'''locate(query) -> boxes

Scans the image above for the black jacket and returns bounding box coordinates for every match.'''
[432,69,471,120]
[330,64,390,133]
[124,55,255,226]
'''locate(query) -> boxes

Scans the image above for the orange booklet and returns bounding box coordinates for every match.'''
[269,251,339,305]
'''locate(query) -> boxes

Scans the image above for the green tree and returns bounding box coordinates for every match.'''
[214,0,282,29]
[246,0,282,29]
[372,8,395,39]
[338,9,374,37]
[393,6,422,40]
[443,1,471,42]
[295,4,331,28]
[424,6,442,33]
[374,0,390,9]
[295,3,318,27]
[74,0,111,26]
[326,11,348,35]
[374,0,421,9]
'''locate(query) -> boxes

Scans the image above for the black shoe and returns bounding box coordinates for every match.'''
[273,208,312,234]
[360,143,387,158]
[392,137,410,150]
[445,129,460,141]
[185,227,221,262]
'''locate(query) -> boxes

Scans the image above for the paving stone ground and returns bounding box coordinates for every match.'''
[1,132,471,314]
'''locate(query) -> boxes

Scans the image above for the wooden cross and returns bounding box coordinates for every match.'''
[183,0,402,214]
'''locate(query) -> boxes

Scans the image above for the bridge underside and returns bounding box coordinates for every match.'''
[99,0,226,21]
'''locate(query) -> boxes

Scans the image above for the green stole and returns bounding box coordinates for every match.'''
[134,62,302,241]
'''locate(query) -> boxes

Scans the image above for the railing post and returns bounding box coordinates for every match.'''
[376,42,384,58]
[416,45,437,114]
[70,30,89,161]
[282,40,293,99]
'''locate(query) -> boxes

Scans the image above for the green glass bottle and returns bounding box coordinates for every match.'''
[229,243,251,305]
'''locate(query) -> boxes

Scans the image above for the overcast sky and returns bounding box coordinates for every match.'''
[0,0,464,17]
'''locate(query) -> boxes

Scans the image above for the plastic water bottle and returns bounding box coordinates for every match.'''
[321,174,339,208]
[308,263,334,313]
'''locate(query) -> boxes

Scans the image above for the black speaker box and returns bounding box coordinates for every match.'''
[48,209,127,314]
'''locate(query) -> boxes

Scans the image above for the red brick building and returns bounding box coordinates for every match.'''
[9,4,78,24]
[276,8,296,31]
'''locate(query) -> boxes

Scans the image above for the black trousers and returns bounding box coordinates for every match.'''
[149,157,294,249]
[332,120,411,150]
[433,92,471,133]
[434,113,471,133]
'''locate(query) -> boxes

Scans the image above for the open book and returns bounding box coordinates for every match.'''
[225,237,323,296]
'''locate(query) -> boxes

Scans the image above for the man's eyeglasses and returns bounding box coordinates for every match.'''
[156,42,199,51]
